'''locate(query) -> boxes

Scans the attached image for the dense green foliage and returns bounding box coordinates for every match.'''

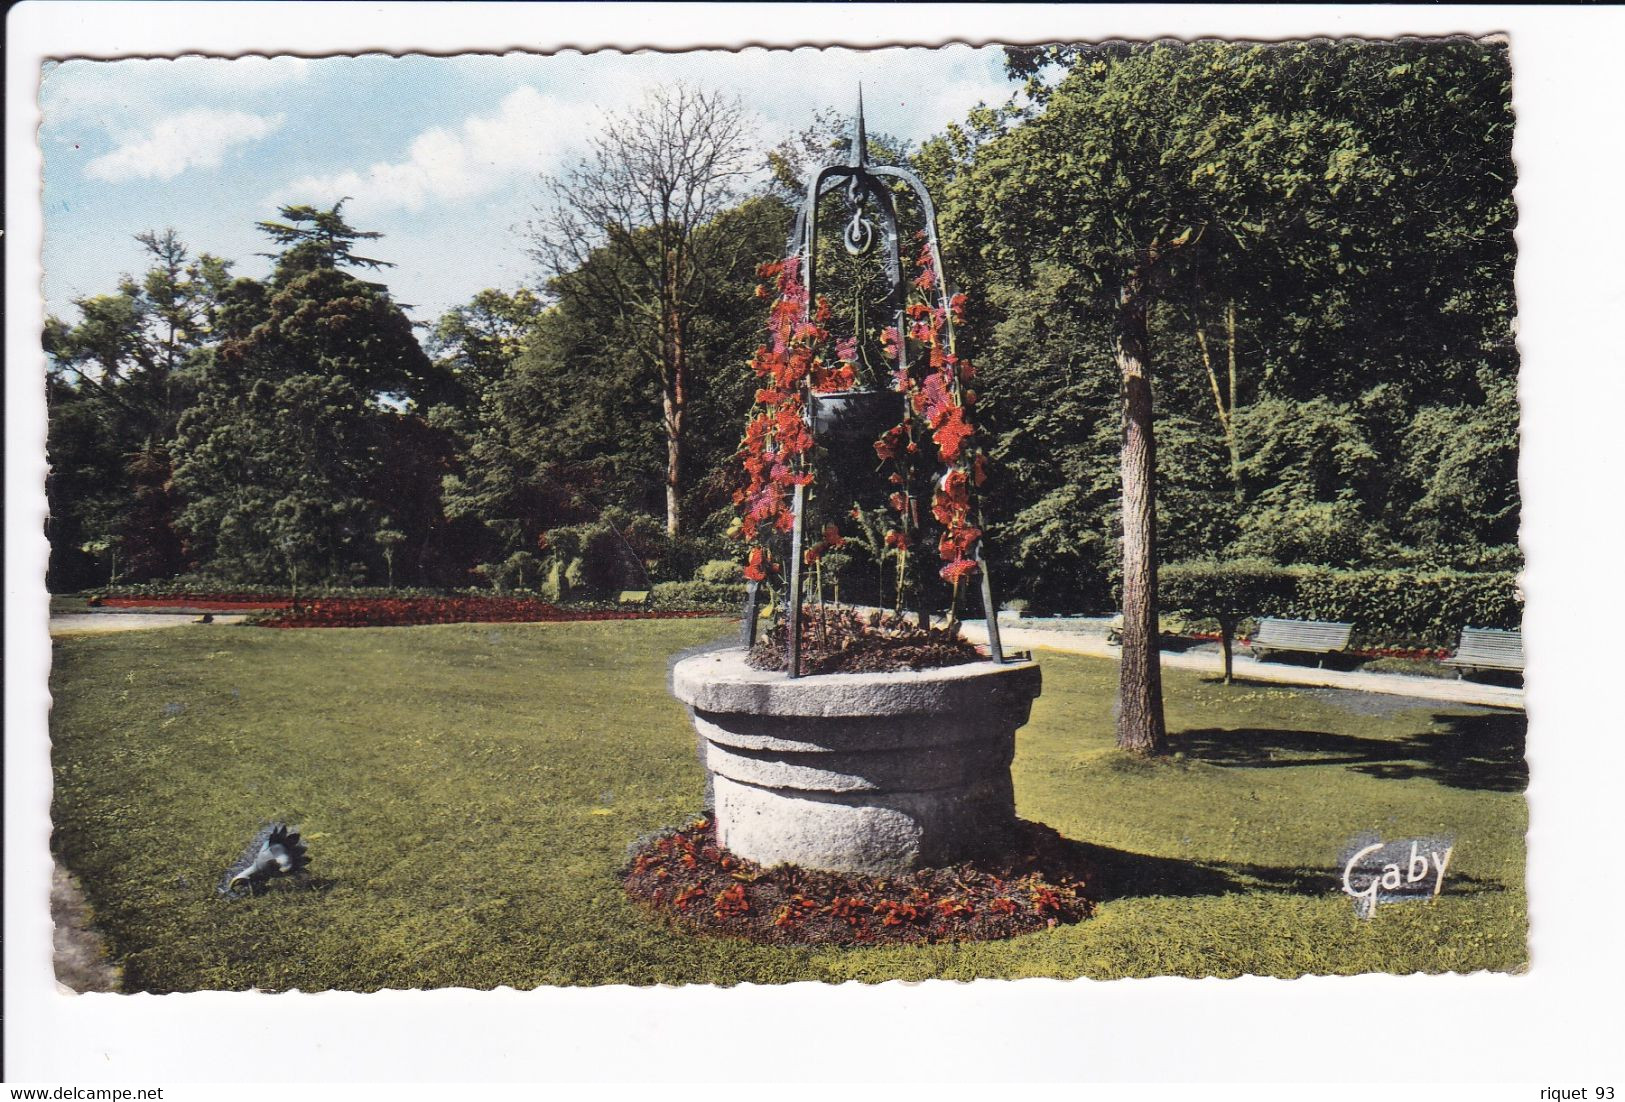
[943,39,1519,610]
[44,41,1520,644]
[170,205,452,588]
[50,621,1525,990]
[45,231,233,589]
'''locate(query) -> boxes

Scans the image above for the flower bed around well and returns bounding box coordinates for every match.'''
[747,606,984,675]
[624,817,1094,946]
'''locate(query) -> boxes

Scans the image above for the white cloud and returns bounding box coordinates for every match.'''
[85,109,285,182]
[278,86,600,213]
[43,56,310,126]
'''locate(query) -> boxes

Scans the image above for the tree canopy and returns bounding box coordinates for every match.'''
[44,45,1519,668]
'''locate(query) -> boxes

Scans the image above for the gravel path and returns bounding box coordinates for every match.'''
[49,612,248,634]
[963,620,1524,710]
[52,862,121,993]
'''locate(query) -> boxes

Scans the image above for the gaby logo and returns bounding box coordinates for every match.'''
[1340,835,1454,917]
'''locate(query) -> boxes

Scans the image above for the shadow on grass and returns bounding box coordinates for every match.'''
[1169,711,1527,793]
[1056,836,1504,904]
[1067,840,1321,901]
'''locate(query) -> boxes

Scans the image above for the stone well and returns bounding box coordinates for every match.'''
[671,648,1042,876]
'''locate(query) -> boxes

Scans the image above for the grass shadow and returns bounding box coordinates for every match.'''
[1355,711,1528,792]
[1063,839,1317,901]
[1171,711,1527,793]
[1049,835,1505,904]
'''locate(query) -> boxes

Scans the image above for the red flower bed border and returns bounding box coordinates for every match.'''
[624,817,1095,946]
[1225,633,1451,661]
[254,596,723,629]
[91,594,725,627]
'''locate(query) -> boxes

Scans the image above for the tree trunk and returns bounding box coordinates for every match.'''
[664,389,683,538]
[1195,305,1242,504]
[1115,281,1168,755]
[662,287,686,539]
[1225,299,1241,503]
[1219,615,1236,685]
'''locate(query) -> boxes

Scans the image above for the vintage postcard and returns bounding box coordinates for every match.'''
[8,2,1622,1089]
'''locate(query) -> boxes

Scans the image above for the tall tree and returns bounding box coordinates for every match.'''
[44,230,232,585]
[968,39,1505,753]
[256,199,390,276]
[530,82,755,537]
[426,287,545,416]
[446,196,789,566]
[171,204,443,584]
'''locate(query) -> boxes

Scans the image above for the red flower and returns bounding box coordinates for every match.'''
[934,409,975,463]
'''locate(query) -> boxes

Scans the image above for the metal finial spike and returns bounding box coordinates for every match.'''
[852,85,868,167]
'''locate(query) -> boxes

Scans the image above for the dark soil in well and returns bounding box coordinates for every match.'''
[746,606,984,675]
[623,817,1096,946]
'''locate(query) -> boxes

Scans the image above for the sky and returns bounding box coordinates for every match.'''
[40,46,1019,327]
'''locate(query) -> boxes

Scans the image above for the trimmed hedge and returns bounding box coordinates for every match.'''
[1285,566,1519,649]
[648,580,748,612]
[1160,561,1520,649]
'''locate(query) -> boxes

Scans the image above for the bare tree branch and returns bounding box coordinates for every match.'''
[527,82,756,536]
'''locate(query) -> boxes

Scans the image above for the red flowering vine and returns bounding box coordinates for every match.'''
[878,234,990,594]
[733,257,855,581]
[734,233,991,606]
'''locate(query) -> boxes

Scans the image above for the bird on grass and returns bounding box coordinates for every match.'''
[218,822,310,897]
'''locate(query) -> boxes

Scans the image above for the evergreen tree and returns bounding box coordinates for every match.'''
[44,230,231,586]
[171,204,445,585]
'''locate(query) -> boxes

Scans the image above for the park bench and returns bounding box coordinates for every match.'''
[1249,617,1354,665]
[617,590,650,608]
[1442,627,1523,678]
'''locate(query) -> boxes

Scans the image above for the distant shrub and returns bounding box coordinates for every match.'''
[649,580,747,611]
[695,559,745,585]
[1160,560,1293,623]
[1161,559,1294,681]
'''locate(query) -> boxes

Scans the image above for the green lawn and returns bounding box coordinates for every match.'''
[48,619,1527,991]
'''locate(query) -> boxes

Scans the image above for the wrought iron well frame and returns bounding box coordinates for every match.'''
[743,91,1006,677]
